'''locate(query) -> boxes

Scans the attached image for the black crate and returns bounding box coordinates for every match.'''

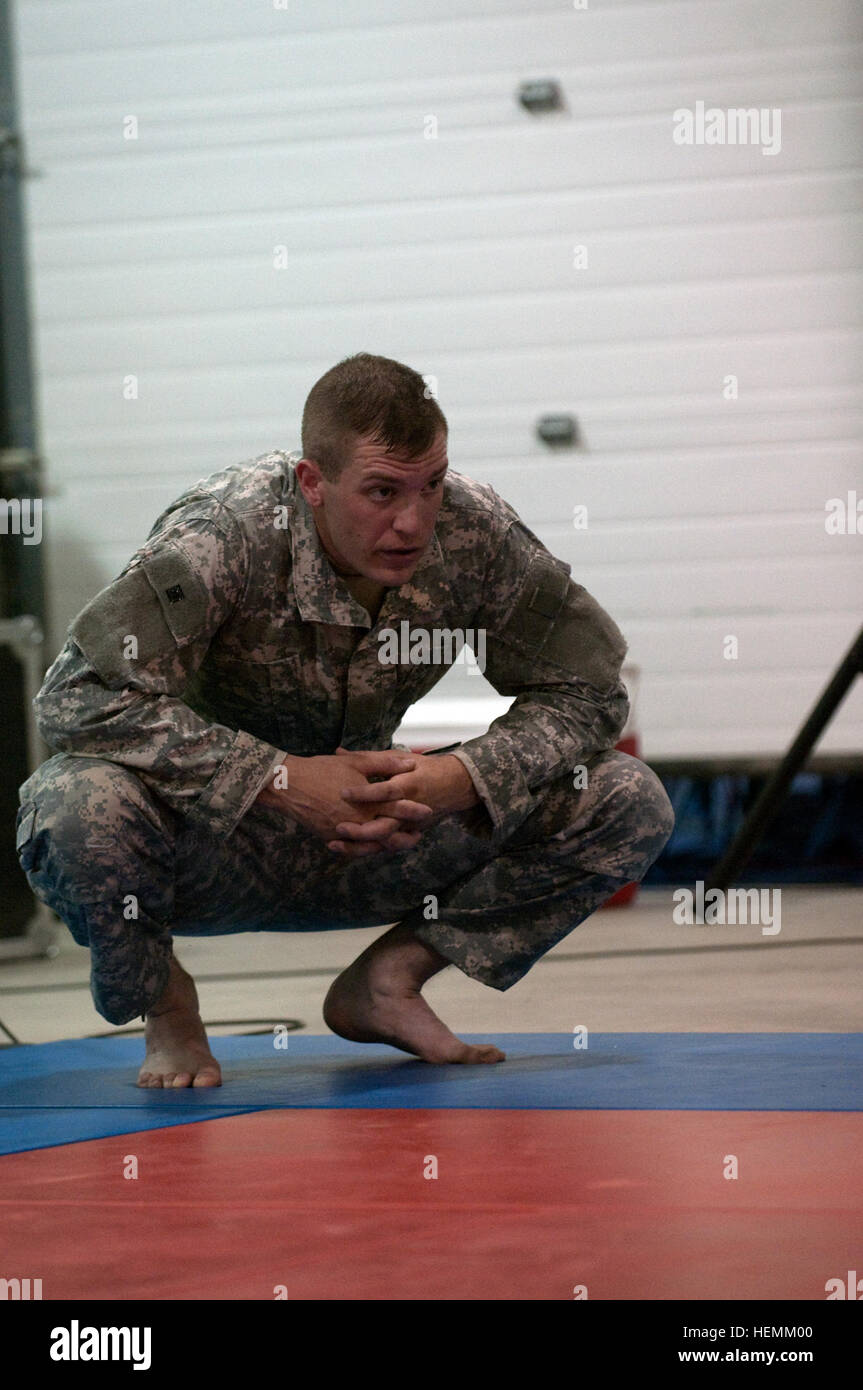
[0,616,44,937]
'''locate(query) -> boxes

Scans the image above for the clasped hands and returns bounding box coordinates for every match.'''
[257,745,479,858]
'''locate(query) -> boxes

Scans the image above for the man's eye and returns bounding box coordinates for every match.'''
[369,479,442,500]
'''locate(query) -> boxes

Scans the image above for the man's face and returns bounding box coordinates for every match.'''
[297,431,449,585]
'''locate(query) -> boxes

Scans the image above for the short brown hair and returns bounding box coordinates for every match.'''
[301,352,447,480]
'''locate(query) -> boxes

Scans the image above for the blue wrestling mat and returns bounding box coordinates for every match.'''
[0,1032,861,1154]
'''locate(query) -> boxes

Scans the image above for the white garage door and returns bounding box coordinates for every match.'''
[13,0,863,756]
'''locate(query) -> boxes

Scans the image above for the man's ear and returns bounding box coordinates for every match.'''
[295,457,326,506]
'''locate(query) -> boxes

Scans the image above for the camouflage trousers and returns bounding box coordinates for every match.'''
[16,749,675,1026]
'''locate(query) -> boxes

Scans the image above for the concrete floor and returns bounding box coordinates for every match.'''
[1,885,860,1047]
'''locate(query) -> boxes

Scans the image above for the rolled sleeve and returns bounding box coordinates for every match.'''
[190,728,287,838]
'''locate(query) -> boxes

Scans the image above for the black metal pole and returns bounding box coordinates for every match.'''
[705,625,863,892]
[0,0,45,624]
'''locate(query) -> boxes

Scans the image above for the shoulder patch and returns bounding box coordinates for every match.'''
[499,548,627,691]
[69,545,210,685]
[499,548,572,656]
[141,546,210,642]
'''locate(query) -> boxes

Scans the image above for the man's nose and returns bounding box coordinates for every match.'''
[392,502,423,536]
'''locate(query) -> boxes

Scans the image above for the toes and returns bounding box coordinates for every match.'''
[137,1066,220,1088]
[462,1045,506,1064]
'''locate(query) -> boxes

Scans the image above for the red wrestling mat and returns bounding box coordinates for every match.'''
[1,1107,860,1300]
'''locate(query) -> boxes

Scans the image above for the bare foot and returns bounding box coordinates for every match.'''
[323,922,506,1065]
[137,956,221,1089]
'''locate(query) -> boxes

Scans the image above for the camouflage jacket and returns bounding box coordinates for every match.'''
[34,451,630,842]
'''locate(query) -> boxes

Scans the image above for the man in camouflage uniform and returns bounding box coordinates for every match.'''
[16,353,675,1086]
